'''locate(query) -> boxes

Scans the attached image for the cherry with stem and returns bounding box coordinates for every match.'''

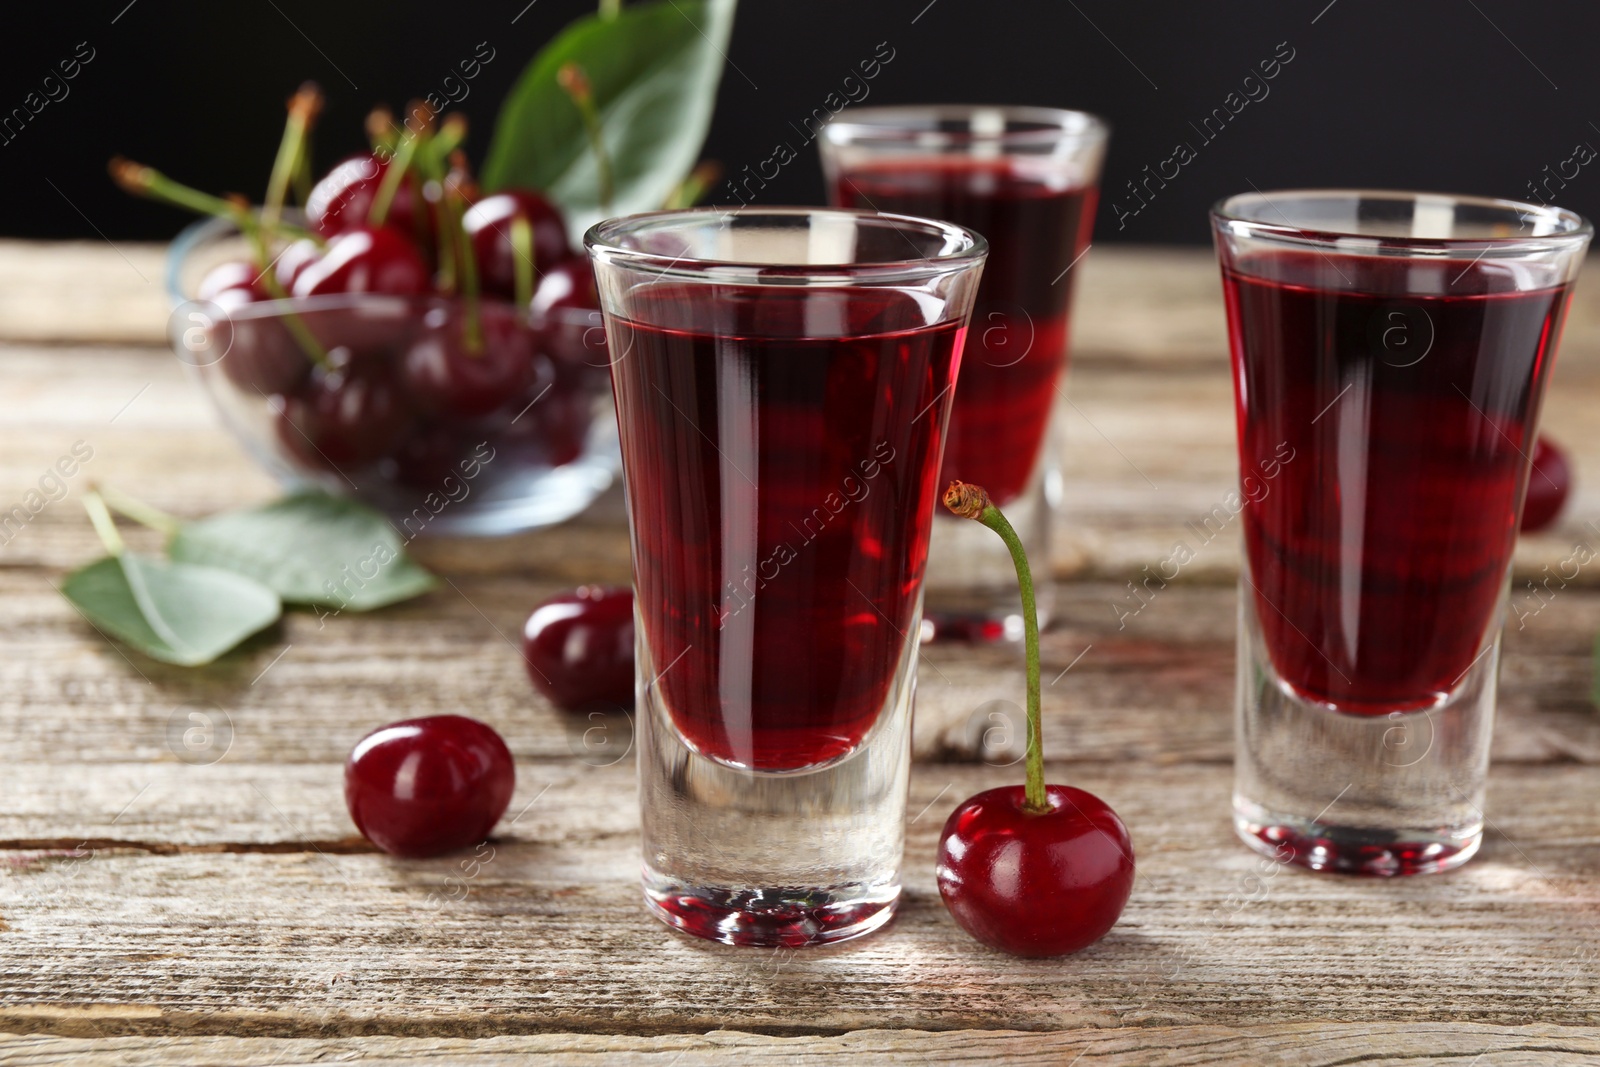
[935,480,1135,958]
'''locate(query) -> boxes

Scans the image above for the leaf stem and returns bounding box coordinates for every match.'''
[98,485,182,537]
[943,481,1047,813]
[558,62,613,215]
[82,490,125,557]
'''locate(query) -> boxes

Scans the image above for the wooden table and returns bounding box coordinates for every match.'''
[1,242,1597,1065]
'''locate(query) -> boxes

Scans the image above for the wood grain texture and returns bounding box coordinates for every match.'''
[1,761,1598,1039]
[0,569,1596,769]
[4,1024,1600,1066]
[2,244,1598,1055]
[3,245,1600,584]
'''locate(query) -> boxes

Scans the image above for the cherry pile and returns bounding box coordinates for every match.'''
[115,86,610,490]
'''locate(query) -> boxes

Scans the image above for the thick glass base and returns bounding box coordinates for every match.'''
[642,874,899,948]
[1233,580,1497,877]
[635,606,917,948]
[1233,798,1482,876]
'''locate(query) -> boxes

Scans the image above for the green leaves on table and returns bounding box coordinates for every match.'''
[62,555,282,667]
[62,489,436,666]
[481,0,738,237]
[170,492,436,611]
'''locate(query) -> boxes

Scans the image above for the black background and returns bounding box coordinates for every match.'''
[4,0,1597,245]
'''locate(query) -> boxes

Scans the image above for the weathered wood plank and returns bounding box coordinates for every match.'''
[5,248,1600,585]
[0,762,1597,1037]
[0,568,1596,768]
[4,241,1600,1053]
[4,1023,1600,1066]
[13,237,1600,372]
[0,242,168,346]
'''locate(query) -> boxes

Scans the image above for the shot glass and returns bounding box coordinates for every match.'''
[821,105,1107,637]
[1212,189,1589,874]
[586,207,986,945]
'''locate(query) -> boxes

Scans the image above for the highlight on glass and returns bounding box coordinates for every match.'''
[1212,189,1590,875]
[820,105,1107,639]
[586,207,987,946]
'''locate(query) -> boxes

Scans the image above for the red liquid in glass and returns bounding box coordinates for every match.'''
[1223,251,1572,712]
[834,158,1095,504]
[609,287,963,770]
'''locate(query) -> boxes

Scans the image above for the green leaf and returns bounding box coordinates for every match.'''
[168,491,436,611]
[62,555,282,667]
[482,0,737,237]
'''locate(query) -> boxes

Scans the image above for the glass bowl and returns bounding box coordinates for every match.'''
[165,215,619,536]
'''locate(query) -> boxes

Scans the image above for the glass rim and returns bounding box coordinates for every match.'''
[820,104,1109,148]
[1211,188,1593,254]
[584,206,989,285]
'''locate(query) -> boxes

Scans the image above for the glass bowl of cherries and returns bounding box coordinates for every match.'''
[141,93,618,536]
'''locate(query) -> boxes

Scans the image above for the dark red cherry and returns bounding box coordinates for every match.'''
[495,369,594,468]
[210,289,312,396]
[464,190,573,298]
[534,378,593,467]
[530,258,604,367]
[192,263,309,396]
[344,714,515,858]
[273,237,324,292]
[291,227,429,298]
[402,301,541,418]
[937,784,1135,957]
[389,423,467,488]
[273,362,413,469]
[197,260,263,302]
[308,154,428,239]
[1521,435,1572,533]
[522,586,634,711]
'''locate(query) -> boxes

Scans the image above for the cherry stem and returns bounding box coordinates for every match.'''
[446,159,483,354]
[263,82,323,234]
[368,124,422,229]
[599,0,621,18]
[510,216,535,309]
[433,114,468,161]
[109,159,318,243]
[943,480,1047,814]
[558,62,613,214]
[367,107,400,154]
[663,161,722,210]
[291,145,313,207]
[81,489,125,557]
[96,484,182,537]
